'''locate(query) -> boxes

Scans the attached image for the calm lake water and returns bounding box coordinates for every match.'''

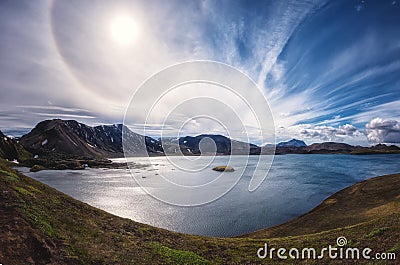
[19,154,400,237]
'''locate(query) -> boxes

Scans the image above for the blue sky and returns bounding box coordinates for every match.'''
[0,0,399,145]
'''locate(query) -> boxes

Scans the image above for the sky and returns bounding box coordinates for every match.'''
[0,0,399,145]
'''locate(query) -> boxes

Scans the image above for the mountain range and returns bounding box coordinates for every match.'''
[0,119,399,166]
[18,119,163,158]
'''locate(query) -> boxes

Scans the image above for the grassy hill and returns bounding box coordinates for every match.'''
[0,158,399,264]
[246,173,400,239]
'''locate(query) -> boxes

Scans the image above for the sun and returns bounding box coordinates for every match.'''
[109,14,138,46]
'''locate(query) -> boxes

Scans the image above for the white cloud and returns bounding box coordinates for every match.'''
[277,123,366,145]
[301,124,362,141]
[366,118,400,143]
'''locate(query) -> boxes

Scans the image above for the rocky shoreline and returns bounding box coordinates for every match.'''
[17,156,128,172]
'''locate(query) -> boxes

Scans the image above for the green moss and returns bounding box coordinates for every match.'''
[0,169,20,182]
[366,227,390,238]
[22,205,58,238]
[14,186,33,196]
[14,184,43,195]
[26,185,43,194]
[388,243,400,253]
[150,242,211,265]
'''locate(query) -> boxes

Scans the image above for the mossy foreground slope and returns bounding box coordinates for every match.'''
[0,159,399,264]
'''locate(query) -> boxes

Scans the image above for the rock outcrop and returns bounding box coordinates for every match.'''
[0,130,32,161]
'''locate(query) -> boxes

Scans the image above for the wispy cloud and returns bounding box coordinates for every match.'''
[342,100,400,125]
[255,1,327,90]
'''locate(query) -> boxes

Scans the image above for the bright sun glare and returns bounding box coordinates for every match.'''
[109,15,138,45]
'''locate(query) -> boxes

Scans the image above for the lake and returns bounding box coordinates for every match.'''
[18,154,400,237]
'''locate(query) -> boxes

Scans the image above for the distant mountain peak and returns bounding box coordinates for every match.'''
[277,139,307,147]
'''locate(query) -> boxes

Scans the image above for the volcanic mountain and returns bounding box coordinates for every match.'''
[178,134,261,155]
[19,119,163,158]
[277,139,307,147]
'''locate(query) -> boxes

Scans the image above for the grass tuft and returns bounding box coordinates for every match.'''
[0,169,20,182]
[366,227,390,238]
[14,186,33,196]
[150,242,210,265]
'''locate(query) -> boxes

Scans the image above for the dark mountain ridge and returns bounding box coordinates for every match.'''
[0,130,32,161]
[178,134,261,155]
[19,119,163,158]
[307,142,355,154]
